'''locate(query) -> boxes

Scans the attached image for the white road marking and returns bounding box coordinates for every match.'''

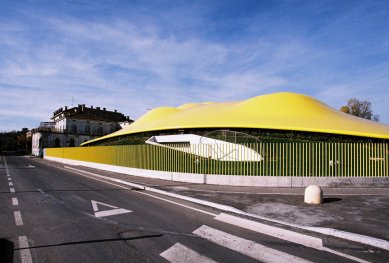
[9,182,13,186]
[7,174,10,177]
[213,213,369,262]
[8,177,11,181]
[91,200,132,218]
[18,236,33,263]
[304,226,389,252]
[12,197,19,206]
[193,225,312,263]
[46,162,381,261]
[321,247,370,263]
[214,213,323,249]
[139,191,218,216]
[10,187,15,193]
[66,166,219,216]
[14,211,23,226]
[64,165,240,214]
[52,163,375,262]
[58,164,216,217]
[160,242,218,263]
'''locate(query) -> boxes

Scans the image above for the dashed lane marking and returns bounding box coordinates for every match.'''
[160,242,218,263]
[12,197,19,206]
[18,236,33,263]
[8,177,11,181]
[9,182,13,186]
[14,211,23,226]
[10,187,15,193]
[193,225,312,263]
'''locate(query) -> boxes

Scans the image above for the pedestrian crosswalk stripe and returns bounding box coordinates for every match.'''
[214,213,323,249]
[193,225,312,263]
[214,213,369,263]
[160,242,218,263]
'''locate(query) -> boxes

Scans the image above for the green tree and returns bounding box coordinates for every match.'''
[340,98,379,121]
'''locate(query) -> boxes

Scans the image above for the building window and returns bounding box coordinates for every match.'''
[69,138,75,147]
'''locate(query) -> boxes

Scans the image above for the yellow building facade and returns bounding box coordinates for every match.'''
[82,92,389,146]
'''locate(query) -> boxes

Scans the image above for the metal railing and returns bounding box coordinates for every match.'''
[45,142,389,177]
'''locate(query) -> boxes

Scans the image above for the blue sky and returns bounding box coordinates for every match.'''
[1,0,389,131]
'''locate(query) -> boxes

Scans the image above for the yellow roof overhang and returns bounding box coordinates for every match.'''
[82,92,389,146]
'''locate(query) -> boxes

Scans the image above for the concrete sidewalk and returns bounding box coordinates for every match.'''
[38,158,389,242]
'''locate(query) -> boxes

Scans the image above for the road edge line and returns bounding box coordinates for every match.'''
[64,166,243,214]
[62,164,389,251]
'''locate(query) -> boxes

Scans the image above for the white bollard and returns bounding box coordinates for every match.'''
[304,185,323,204]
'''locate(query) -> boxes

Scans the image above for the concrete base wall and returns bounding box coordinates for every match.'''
[45,156,389,187]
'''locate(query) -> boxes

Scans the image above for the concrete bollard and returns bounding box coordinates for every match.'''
[304,185,323,204]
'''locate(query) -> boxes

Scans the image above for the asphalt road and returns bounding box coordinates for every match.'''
[1,154,388,262]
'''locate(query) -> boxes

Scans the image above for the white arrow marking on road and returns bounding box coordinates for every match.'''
[91,200,132,218]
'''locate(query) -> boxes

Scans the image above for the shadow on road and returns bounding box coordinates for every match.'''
[14,234,163,250]
[0,238,14,263]
[323,197,342,203]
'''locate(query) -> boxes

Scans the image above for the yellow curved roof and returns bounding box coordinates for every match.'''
[82,92,389,145]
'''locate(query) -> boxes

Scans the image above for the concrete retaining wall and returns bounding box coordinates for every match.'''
[45,156,389,187]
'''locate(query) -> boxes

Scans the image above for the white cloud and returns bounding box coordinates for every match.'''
[1,1,389,131]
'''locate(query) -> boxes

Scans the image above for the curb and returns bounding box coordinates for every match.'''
[64,165,389,251]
